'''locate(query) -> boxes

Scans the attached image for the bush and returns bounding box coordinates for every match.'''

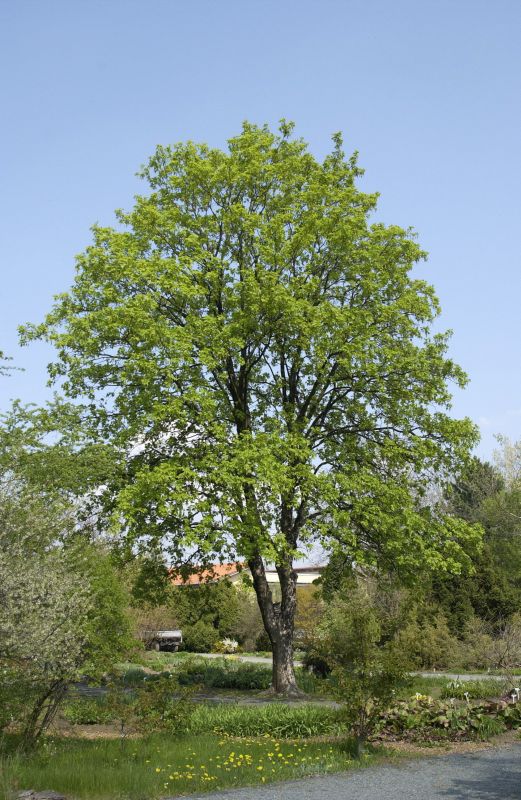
[392,610,461,670]
[172,581,241,642]
[255,630,272,652]
[212,638,239,654]
[131,675,195,734]
[182,621,220,653]
[0,529,133,748]
[119,667,150,686]
[228,582,266,650]
[310,584,409,755]
[456,615,495,669]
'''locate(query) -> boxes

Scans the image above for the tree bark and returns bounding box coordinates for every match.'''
[271,628,299,695]
[248,553,302,696]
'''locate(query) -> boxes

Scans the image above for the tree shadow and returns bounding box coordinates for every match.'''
[439,752,521,799]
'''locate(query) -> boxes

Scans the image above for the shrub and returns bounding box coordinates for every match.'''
[229,581,266,650]
[120,667,150,686]
[0,527,133,749]
[131,675,195,734]
[255,630,272,652]
[457,615,495,669]
[392,610,461,670]
[311,585,409,755]
[182,621,220,653]
[213,638,239,654]
[172,580,241,641]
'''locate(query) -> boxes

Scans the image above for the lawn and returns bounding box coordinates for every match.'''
[2,733,384,799]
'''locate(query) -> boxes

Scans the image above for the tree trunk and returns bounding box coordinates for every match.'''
[248,553,302,696]
[21,680,67,750]
[271,629,299,695]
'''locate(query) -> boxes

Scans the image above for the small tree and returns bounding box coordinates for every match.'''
[0,483,132,748]
[0,533,90,746]
[313,584,409,755]
[24,122,481,694]
[487,613,521,676]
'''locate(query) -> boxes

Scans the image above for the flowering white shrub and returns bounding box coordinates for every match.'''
[220,638,239,653]
[0,526,92,744]
[0,479,132,747]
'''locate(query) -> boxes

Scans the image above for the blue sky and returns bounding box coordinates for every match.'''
[0,0,520,459]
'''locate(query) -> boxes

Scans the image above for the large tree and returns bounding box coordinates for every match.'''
[24,122,481,694]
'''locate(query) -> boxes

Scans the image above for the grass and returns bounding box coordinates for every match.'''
[2,733,385,799]
[395,675,508,701]
[398,676,457,700]
[439,678,509,700]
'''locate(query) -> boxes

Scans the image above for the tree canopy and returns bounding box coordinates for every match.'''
[23,121,482,692]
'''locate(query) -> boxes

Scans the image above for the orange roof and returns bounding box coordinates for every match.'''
[171,562,245,586]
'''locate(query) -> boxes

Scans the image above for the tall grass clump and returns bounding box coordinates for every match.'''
[189,703,342,738]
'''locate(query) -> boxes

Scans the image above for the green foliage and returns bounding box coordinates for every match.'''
[130,675,195,734]
[119,667,153,686]
[189,703,341,738]
[63,680,337,739]
[23,121,480,605]
[381,695,513,741]
[173,580,241,641]
[295,585,325,652]
[0,396,135,747]
[255,630,272,652]
[440,679,508,700]
[62,697,115,725]
[182,621,220,653]
[0,399,120,504]
[392,609,461,670]
[81,547,136,679]
[432,453,521,634]
[1,732,376,799]
[310,584,409,753]
[228,582,266,651]
[0,350,15,377]
[177,660,272,691]
[0,513,90,745]
[0,471,133,747]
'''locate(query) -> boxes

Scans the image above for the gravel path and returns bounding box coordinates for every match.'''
[182,743,521,800]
